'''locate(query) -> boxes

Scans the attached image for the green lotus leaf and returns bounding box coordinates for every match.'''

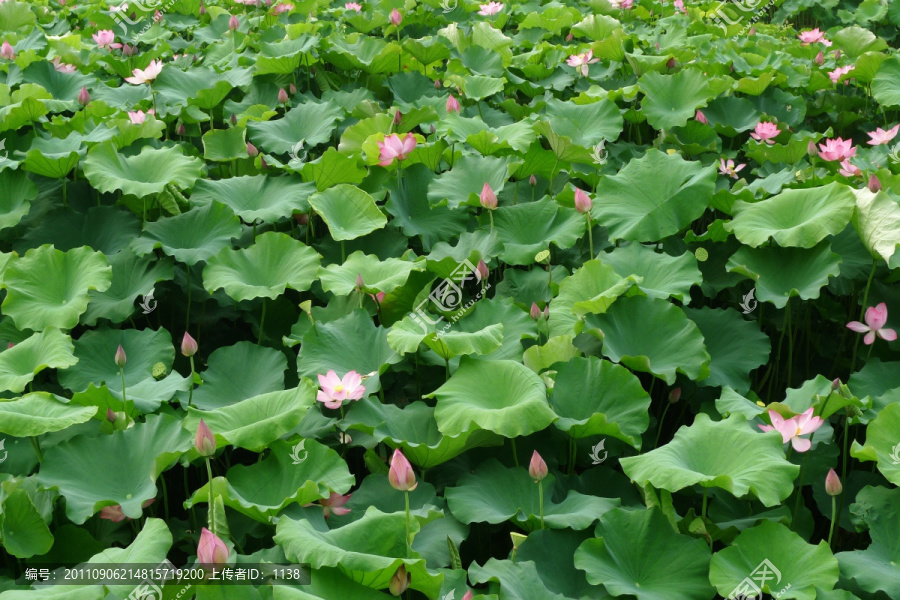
[602,243,702,302]
[684,307,771,393]
[446,459,618,531]
[522,334,580,373]
[0,329,77,393]
[274,508,443,598]
[0,481,53,559]
[308,184,387,241]
[82,141,203,198]
[247,101,344,153]
[318,251,424,296]
[191,175,317,223]
[494,198,585,266]
[709,520,839,600]
[131,202,242,266]
[638,69,713,130]
[574,507,715,600]
[20,136,82,179]
[427,155,510,210]
[584,295,710,384]
[185,439,353,523]
[387,314,503,360]
[550,356,651,447]
[201,125,247,162]
[82,249,174,326]
[454,296,535,362]
[344,399,502,468]
[439,114,535,155]
[152,65,243,110]
[1,245,112,331]
[177,341,287,410]
[427,358,555,438]
[592,149,716,242]
[0,97,49,134]
[724,182,856,248]
[619,413,800,506]
[384,164,468,250]
[35,414,192,524]
[872,55,900,107]
[203,232,320,302]
[538,97,623,154]
[548,259,639,337]
[836,485,900,597]
[726,241,842,309]
[850,402,900,485]
[0,392,96,438]
[851,187,900,267]
[184,382,316,452]
[468,558,569,600]
[513,529,603,599]
[0,169,37,231]
[18,205,141,256]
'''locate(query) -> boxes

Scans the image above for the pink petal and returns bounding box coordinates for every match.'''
[846,321,869,333]
[864,331,876,345]
[878,328,897,341]
[866,303,888,330]
[791,437,811,452]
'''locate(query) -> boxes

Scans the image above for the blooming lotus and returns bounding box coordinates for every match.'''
[817,137,856,161]
[52,57,77,73]
[674,0,685,13]
[197,528,229,569]
[344,2,361,10]
[718,158,746,179]
[92,29,122,49]
[847,302,897,345]
[798,28,831,46]
[377,133,416,166]
[125,59,163,84]
[609,0,633,7]
[566,49,599,77]
[273,2,293,14]
[478,1,503,15]
[316,370,365,409]
[750,121,780,144]
[758,408,824,452]
[127,109,154,124]
[829,65,853,84]
[838,159,860,177]
[318,492,352,518]
[866,124,899,145]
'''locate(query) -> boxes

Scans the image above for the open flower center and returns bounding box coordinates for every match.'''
[795,427,802,436]
[334,384,344,392]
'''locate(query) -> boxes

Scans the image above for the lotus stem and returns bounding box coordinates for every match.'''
[654,401,671,449]
[701,487,708,520]
[404,491,411,557]
[827,495,837,548]
[119,366,127,404]
[205,457,215,530]
[258,298,267,345]
[538,479,544,530]
[341,240,346,263]
[510,437,519,468]
[489,210,493,233]
[187,356,195,407]
[160,474,170,522]
[587,213,593,258]
[185,263,192,332]
[791,454,807,530]
[30,436,43,462]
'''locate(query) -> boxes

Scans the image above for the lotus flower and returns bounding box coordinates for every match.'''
[475,259,489,282]
[866,124,899,146]
[829,65,853,84]
[529,174,537,186]
[99,499,155,522]
[0,41,14,60]
[674,0,685,13]
[695,110,707,124]
[197,528,229,569]
[668,387,682,404]
[52,57,77,73]
[389,8,402,26]
[318,492,352,518]
[377,133,416,166]
[478,1,503,15]
[228,14,239,30]
[446,94,461,113]
[345,2,361,11]
[750,121,780,144]
[838,159,860,177]
[273,2,293,14]
[278,87,289,104]
[758,408,824,452]
[316,370,365,409]
[92,29,122,49]
[388,449,417,491]
[125,59,163,84]
[389,565,410,596]
[462,591,473,600]
[181,332,198,357]
[195,419,216,456]
[847,302,897,345]
[817,137,856,161]
[868,174,882,193]
[480,182,497,209]
[530,302,541,320]
[114,344,127,368]
[610,0,632,7]
[798,28,831,46]
[247,142,259,157]
[825,469,842,496]
[718,158,746,179]
[528,450,548,481]
[566,49,599,77]
[77,86,91,106]
[574,187,592,213]
[127,109,154,124]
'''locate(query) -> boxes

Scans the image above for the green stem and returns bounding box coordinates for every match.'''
[538,480,545,529]
[205,457,214,531]
[119,367,127,404]
[341,240,346,263]
[510,437,519,468]
[185,264,192,332]
[567,437,575,475]
[187,356,195,407]
[850,260,877,373]
[837,415,850,523]
[654,402,671,449]
[827,495,837,548]
[444,357,450,381]
[404,491,411,557]
[701,487,708,519]
[786,299,793,388]
[30,436,43,462]
[488,209,493,232]
[792,454,808,530]
[160,474,170,522]
[258,298,267,345]
[587,214,593,258]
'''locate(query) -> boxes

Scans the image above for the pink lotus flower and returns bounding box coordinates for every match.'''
[388,449,417,491]
[92,29,122,49]
[446,94,461,113]
[77,86,91,106]
[228,14,239,30]
[316,370,365,409]
[273,2,293,14]
[847,302,897,345]
[674,0,685,13]
[197,528,229,569]
[115,344,127,368]
[838,159,860,178]
[758,408,824,452]
[480,182,497,210]
[530,302,541,320]
[125,59,163,84]
[52,57,77,73]
[181,332,198,357]
[718,158,746,179]
[344,2,361,11]
[866,124,899,146]
[389,8,402,26]
[829,65,853,84]
[475,259,489,282]
[817,137,856,161]
[318,492,352,518]
[195,419,216,456]
[127,109,154,124]
[695,110,707,124]
[377,133,416,166]
[0,41,13,60]
[529,450,548,481]
[99,499,155,522]
[566,49,599,77]
[798,28,831,46]
[825,469,842,496]
[478,1,503,15]
[750,121,780,144]
[574,187,592,213]
[389,565,411,596]
[610,0,633,8]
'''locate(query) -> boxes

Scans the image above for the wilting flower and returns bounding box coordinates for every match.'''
[92,29,122,49]
[318,492,352,518]
[52,57,77,73]
[181,332,198,357]
[758,408,824,452]
[718,158,746,179]
[77,86,91,106]
[99,499,155,522]
[389,8,402,26]
[847,302,897,345]
[817,137,856,161]
[866,124,899,145]
[377,133,417,166]
[480,182,498,210]
[125,59,163,84]
[228,14,239,30]
[566,49,599,77]
[345,2,361,11]
[868,174,882,193]
[389,565,411,596]
[825,469,842,496]
[389,449,417,491]
[829,65,853,84]
[798,28,831,46]
[197,528,229,569]
[195,419,216,456]
[114,345,127,368]
[528,450,548,481]
[478,1,503,15]
[695,110,707,124]
[750,121,781,144]
[0,41,13,60]
[838,159,860,178]
[127,109,154,124]
[316,370,365,409]
[574,187,592,213]
[446,94,461,113]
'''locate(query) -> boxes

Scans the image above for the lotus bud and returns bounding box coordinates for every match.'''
[289,83,297,94]
[197,528,229,569]
[230,113,237,126]
[429,124,436,134]
[228,14,239,30]
[462,592,473,600]
[177,122,186,135]
[388,449,417,491]
[565,32,574,42]
[195,419,216,457]
[530,302,541,320]
[373,291,386,305]
[834,50,841,60]
[294,212,309,225]
[528,450,548,481]
[479,182,497,210]
[261,156,269,170]
[668,387,681,404]
[7,342,13,349]
[153,9,163,22]
[115,345,127,368]
[181,332,198,357]
[1,41,15,60]
[825,468,842,496]
[815,51,824,66]
[529,174,537,186]
[278,87,289,105]
[390,8,402,26]
[475,259,489,282]
[389,565,410,596]
[543,305,549,319]
[393,110,402,126]
[807,140,818,156]
[868,174,881,193]
[434,79,442,89]
[748,26,756,35]
[247,141,259,157]
[122,43,136,57]
[573,187,592,213]
[695,110,707,124]
[356,273,365,290]
[199,2,206,14]
[106,408,117,423]
[666,57,675,68]
[77,86,90,106]
[446,94,461,113]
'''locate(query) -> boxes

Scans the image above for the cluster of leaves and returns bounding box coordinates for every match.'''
[1,0,900,599]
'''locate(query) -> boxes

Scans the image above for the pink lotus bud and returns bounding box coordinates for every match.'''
[153,9,163,22]
[666,57,675,68]
[247,142,258,157]
[655,43,660,51]
[573,187,592,213]
[808,140,818,156]
[528,450,548,481]
[1,41,15,60]
[289,83,297,94]
[815,51,824,66]
[390,8,402,26]
[695,110,707,124]
[261,156,269,169]
[197,527,229,568]
[356,273,365,289]
[106,408,116,423]
[228,14,239,30]
[834,50,841,60]
[278,87,289,104]
[530,302,541,320]
[543,305,549,319]
[393,110,402,125]
[181,332,198,357]
[230,113,237,126]
[122,43,136,57]
[446,94,461,113]
[480,182,497,210]
[748,26,756,36]
[389,564,410,596]
[462,591,473,600]
[77,86,90,106]
[668,387,681,404]
[7,342,13,349]
[195,419,216,456]
[825,468,842,496]
[177,122,186,135]
[832,377,841,390]
[199,3,206,14]
[373,291,386,305]
[475,259,489,282]
[434,79,442,89]
[529,174,537,186]
[294,212,309,225]
[114,345,127,368]
[429,124,436,134]
[566,32,574,42]
[388,449,417,491]
[868,174,881,192]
